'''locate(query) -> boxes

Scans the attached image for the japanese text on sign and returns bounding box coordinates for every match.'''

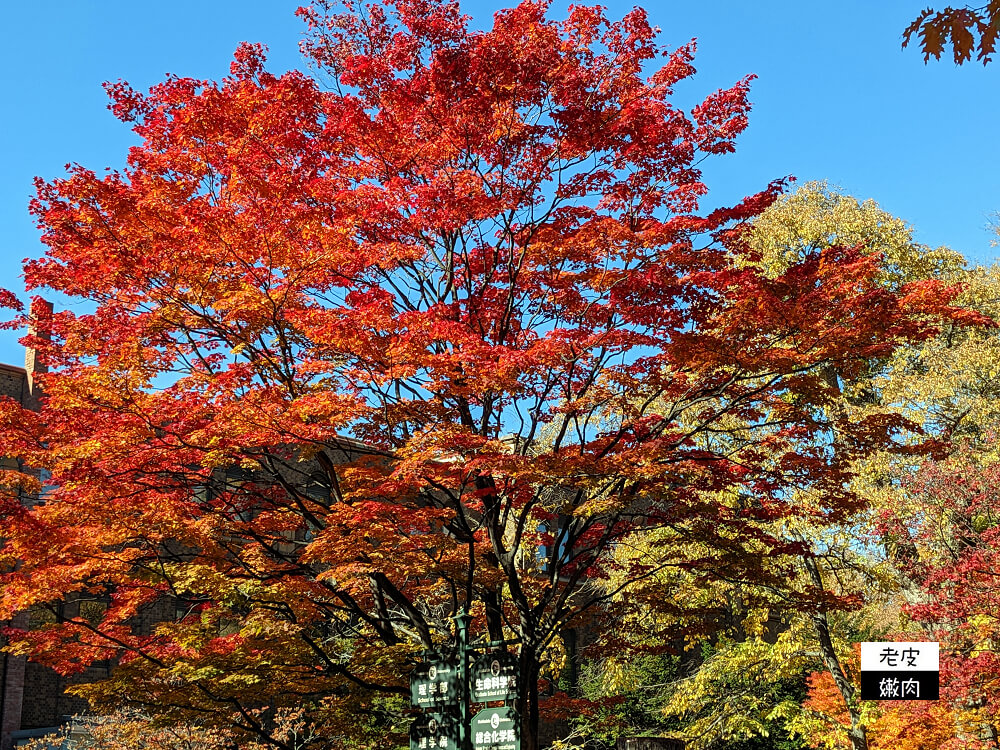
[877,677,923,699]
[860,642,939,672]
[471,652,519,703]
[858,642,940,701]
[410,661,459,708]
[409,715,458,750]
[474,675,512,694]
[475,730,517,745]
[471,707,518,750]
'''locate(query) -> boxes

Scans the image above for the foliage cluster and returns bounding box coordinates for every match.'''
[0,2,998,750]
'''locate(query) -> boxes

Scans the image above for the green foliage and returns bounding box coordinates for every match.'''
[575,634,815,750]
[576,652,681,744]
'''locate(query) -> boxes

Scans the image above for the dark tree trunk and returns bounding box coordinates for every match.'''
[483,589,506,644]
[517,648,541,750]
[804,556,868,750]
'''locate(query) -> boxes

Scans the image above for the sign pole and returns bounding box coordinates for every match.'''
[456,609,473,750]
[409,614,521,750]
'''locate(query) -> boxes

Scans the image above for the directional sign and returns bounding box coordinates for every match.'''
[410,714,460,750]
[411,660,460,708]
[471,652,518,703]
[471,706,519,750]
[859,642,939,700]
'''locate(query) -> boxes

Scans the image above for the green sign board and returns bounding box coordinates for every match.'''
[470,651,518,703]
[471,706,519,750]
[410,660,459,708]
[410,714,459,750]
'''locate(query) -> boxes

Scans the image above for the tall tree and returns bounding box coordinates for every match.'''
[586,184,988,750]
[892,450,1000,747]
[0,2,973,748]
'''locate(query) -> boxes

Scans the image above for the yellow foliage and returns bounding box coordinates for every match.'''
[745,181,965,285]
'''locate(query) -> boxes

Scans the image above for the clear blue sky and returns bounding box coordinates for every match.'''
[0,1,997,366]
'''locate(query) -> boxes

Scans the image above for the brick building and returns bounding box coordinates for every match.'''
[0,301,96,750]
[0,360,33,750]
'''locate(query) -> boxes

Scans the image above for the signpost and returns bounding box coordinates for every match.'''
[471,707,518,750]
[410,714,460,750]
[470,652,518,703]
[411,660,460,708]
[859,641,939,700]
[409,611,521,750]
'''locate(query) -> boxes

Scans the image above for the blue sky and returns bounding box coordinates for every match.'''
[0,1,997,366]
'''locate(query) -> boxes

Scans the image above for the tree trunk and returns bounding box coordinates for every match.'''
[804,555,868,750]
[483,589,506,644]
[985,721,999,748]
[810,608,868,750]
[518,648,541,750]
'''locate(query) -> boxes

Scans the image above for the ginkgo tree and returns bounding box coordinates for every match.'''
[0,1,976,748]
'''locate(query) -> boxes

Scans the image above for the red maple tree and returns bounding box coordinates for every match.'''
[874,451,1000,747]
[0,1,974,747]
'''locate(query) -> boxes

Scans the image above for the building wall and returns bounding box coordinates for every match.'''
[0,363,32,750]
[0,612,29,750]
[1,300,67,750]
[0,367,27,406]
[18,662,97,731]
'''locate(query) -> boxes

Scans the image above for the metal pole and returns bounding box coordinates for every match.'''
[456,609,473,750]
